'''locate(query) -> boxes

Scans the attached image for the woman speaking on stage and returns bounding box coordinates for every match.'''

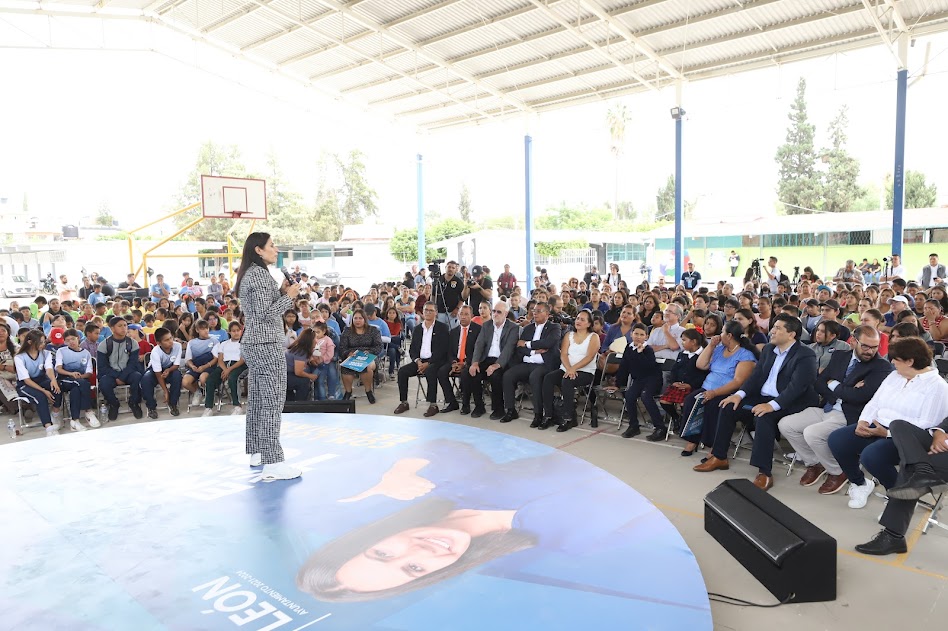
[235,232,301,482]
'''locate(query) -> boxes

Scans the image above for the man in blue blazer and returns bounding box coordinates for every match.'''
[694,314,819,491]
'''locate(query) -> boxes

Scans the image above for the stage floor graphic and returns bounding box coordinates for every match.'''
[0,414,711,630]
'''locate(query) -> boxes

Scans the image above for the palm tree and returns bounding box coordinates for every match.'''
[606,103,630,219]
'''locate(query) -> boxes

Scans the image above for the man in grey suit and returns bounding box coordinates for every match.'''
[464,300,519,419]
[856,416,948,555]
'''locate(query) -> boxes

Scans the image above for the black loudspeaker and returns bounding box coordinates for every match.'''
[282,400,356,414]
[704,479,836,603]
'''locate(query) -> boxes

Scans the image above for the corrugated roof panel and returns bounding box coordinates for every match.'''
[356,0,453,26]
[253,30,328,62]
[267,0,332,23]
[211,12,298,48]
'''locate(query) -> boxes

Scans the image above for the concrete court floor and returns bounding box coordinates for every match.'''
[3,380,946,630]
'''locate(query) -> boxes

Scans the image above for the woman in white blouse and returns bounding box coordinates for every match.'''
[827,336,948,510]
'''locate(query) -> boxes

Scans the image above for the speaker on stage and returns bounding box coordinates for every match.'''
[282,400,356,414]
[704,479,836,603]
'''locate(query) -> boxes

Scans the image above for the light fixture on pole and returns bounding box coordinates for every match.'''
[670,106,686,120]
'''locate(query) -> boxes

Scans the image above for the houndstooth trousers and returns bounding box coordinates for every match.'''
[242,342,287,464]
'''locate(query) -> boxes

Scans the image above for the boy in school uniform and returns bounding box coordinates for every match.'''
[141,327,184,419]
[55,328,99,431]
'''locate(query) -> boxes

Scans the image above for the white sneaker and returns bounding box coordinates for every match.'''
[85,410,101,428]
[191,391,203,407]
[45,425,59,437]
[201,408,215,417]
[261,461,302,482]
[233,405,244,415]
[848,479,876,509]
[249,453,262,467]
[50,411,62,430]
[69,419,87,432]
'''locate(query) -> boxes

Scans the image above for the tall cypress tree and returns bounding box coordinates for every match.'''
[775,78,822,214]
[821,105,863,212]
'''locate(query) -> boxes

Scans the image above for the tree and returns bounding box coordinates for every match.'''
[259,152,334,245]
[458,184,473,222]
[885,170,938,209]
[173,141,250,241]
[388,218,475,262]
[95,201,115,227]
[336,149,378,225]
[606,103,631,219]
[820,106,863,212]
[655,174,695,221]
[775,78,822,214]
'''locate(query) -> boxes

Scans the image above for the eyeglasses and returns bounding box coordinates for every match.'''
[857,343,880,352]
[493,309,505,314]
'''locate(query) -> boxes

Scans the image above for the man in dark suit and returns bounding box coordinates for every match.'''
[694,313,819,491]
[393,302,449,418]
[500,303,562,424]
[464,300,519,419]
[855,416,948,555]
[438,305,481,414]
[778,325,893,494]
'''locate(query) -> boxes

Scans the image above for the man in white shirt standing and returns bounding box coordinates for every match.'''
[765,256,781,293]
[880,254,905,282]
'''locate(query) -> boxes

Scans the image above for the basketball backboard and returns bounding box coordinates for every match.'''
[201,175,267,220]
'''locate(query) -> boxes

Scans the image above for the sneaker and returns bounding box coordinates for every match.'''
[147,408,159,420]
[45,425,59,437]
[249,453,262,467]
[50,411,62,429]
[108,404,119,421]
[69,419,87,432]
[847,479,876,509]
[201,408,215,417]
[191,391,203,407]
[233,405,244,415]
[84,410,101,428]
[169,405,180,416]
[261,461,302,482]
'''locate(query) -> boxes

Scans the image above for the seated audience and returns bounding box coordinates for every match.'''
[501,303,562,425]
[394,303,449,418]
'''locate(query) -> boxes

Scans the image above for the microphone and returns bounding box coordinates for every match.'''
[280,267,295,285]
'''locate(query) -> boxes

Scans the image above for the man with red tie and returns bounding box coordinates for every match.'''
[438,305,481,414]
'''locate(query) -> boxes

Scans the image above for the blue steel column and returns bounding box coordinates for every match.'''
[416,154,425,270]
[525,135,535,289]
[674,116,683,283]
[891,68,907,257]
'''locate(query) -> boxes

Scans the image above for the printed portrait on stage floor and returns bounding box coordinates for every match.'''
[0,414,711,630]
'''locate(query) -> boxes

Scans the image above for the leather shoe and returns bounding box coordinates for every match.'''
[489,410,505,421]
[693,456,729,472]
[470,407,486,418]
[529,417,542,428]
[799,463,826,487]
[556,420,577,433]
[393,402,410,415]
[440,402,460,414]
[459,405,471,415]
[621,426,641,438]
[855,529,907,556]
[538,417,554,430]
[590,407,598,428]
[646,427,666,442]
[753,473,774,492]
[423,404,439,418]
[887,468,946,501]
[818,473,848,495]
[500,410,519,423]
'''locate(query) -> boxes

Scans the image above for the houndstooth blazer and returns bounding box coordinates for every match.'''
[239,264,294,346]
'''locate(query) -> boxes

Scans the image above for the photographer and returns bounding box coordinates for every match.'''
[432,260,464,330]
[462,265,494,321]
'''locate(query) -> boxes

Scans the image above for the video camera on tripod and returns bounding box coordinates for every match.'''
[427,259,445,279]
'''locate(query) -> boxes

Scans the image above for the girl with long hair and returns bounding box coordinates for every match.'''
[286,328,318,402]
[734,308,768,350]
[235,232,302,481]
[14,329,63,436]
[0,323,19,414]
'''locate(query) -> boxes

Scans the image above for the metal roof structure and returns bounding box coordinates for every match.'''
[3,0,948,130]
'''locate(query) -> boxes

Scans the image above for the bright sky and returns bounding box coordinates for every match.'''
[1,12,947,234]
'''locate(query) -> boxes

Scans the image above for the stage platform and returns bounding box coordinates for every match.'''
[0,413,712,630]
